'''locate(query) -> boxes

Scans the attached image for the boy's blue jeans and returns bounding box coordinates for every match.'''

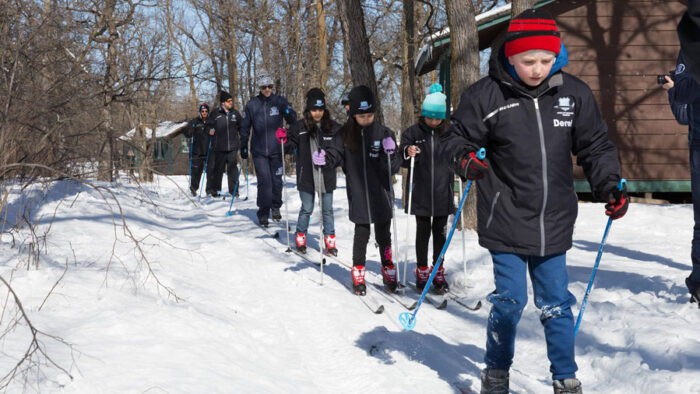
[295,190,334,235]
[485,251,578,380]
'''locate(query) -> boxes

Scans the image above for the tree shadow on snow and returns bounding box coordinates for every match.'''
[572,239,690,272]
[355,326,485,393]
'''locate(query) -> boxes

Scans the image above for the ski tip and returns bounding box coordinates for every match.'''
[273,232,280,239]
[474,300,483,310]
[437,300,448,310]
[408,302,418,310]
[374,305,385,314]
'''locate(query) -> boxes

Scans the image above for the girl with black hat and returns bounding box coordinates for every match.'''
[317,85,402,295]
[277,88,340,255]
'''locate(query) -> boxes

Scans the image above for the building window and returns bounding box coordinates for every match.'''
[180,135,190,154]
[154,138,172,161]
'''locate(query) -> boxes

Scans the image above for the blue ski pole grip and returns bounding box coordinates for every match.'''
[476,147,486,160]
[617,178,627,191]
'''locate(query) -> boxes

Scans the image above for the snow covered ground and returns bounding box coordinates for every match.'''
[1,174,699,393]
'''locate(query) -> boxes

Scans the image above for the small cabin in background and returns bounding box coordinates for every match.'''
[119,121,191,175]
[415,0,689,198]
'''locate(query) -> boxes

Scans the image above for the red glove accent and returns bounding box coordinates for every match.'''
[604,187,629,220]
[459,151,488,180]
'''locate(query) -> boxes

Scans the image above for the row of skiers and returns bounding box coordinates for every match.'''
[186,9,632,394]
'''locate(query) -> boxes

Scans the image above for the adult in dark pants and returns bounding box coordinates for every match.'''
[185,103,212,196]
[206,90,243,197]
[664,51,700,305]
[320,85,402,295]
[240,71,297,226]
[400,83,454,294]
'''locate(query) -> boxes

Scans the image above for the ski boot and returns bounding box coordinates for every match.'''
[258,213,269,228]
[324,235,338,256]
[189,186,197,197]
[272,208,282,222]
[351,266,366,295]
[295,232,307,254]
[686,277,700,307]
[553,378,582,394]
[381,264,398,293]
[480,368,508,394]
[415,266,430,291]
[431,264,449,294]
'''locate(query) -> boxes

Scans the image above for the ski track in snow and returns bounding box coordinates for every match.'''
[1,174,699,393]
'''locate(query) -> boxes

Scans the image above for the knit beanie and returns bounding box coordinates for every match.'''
[348,85,375,115]
[219,90,232,103]
[257,71,274,87]
[305,88,326,111]
[421,83,447,120]
[198,102,209,113]
[504,9,561,58]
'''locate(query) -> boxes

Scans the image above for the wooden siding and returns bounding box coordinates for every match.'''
[561,0,689,181]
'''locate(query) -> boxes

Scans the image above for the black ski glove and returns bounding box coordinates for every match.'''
[601,180,629,220]
[453,147,488,180]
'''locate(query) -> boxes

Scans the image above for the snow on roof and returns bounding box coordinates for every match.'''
[119,121,189,141]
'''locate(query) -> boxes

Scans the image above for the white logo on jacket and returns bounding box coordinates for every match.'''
[553,119,573,127]
[270,106,279,116]
[554,96,576,117]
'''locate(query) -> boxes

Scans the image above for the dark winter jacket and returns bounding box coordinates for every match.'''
[668,52,700,146]
[186,116,213,156]
[325,121,402,224]
[439,46,621,256]
[206,105,243,152]
[285,118,340,194]
[401,121,455,217]
[240,93,297,156]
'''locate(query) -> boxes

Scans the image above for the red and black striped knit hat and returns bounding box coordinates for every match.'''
[504,9,561,57]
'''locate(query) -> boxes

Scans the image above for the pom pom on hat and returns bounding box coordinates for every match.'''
[421,83,447,120]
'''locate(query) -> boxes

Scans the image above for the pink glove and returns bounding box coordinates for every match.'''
[276,127,287,144]
[382,136,396,154]
[312,149,326,166]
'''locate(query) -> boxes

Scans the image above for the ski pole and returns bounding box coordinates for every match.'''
[199,138,212,201]
[399,147,485,330]
[387,150,401,284]
[574,178,626,339]
[225,164,241,217]
[316,147,326,285]
[458,177,468,291]
[244,156,249,201]
[402,154,417,286]
[188,129,194,190]
[282,138,292,253]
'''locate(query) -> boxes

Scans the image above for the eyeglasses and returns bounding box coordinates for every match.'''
[225,99,233,103]
[261,85,274,90]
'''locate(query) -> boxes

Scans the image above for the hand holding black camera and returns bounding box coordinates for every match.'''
[658,70,676,87]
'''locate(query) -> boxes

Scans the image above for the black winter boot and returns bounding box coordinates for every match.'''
[553,378,582,394]
[480,368,508,394]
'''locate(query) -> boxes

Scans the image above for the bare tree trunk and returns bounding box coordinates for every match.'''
[337,0,383,124]
[445,0,480,230]
[316,0,328,90]
[222,0,239,103]
[511,0,537,17]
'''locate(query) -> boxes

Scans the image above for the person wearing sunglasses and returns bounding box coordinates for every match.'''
[185,102,212,196]
[240,71,297,227]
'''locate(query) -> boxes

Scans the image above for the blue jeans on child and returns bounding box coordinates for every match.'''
[485,251,578,380]
[296,190,334,235]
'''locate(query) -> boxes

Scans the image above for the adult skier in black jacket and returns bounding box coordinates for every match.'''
[401,83,454,294]
[279,88,340,254]
[240,72,297,226]
[206,90,242,197]
[319,85,401,295]
[439,9,627,394]
[185,103,212,196]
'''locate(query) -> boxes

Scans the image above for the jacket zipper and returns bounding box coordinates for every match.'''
[361,128,372,223]
[486,191,501,229]
[226,110,230,150]
[533,97,548,256]
[264,99,269,156]
[430,129,435,217]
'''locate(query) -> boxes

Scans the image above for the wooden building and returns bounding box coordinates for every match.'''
[119,121,191,175]
[415,0,689,195]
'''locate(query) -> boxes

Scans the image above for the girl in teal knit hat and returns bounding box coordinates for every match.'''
[399,83,454,293]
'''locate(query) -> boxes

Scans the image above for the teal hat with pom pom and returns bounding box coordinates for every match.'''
[421,83,447,120]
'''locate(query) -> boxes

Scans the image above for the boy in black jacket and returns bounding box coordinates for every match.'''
[206,90,243,197]
[440,9,628,394]
[186,103,212,196]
